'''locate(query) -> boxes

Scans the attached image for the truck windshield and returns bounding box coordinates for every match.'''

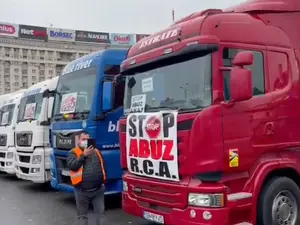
[18,93,43,122]
[124,54,212,114]
[0,104,15,126]
[53,67,97,120]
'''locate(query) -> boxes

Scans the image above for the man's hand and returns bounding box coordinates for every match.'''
[83,146,95,156]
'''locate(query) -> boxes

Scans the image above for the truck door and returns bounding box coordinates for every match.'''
[221,47,273,171]
[96,64,124,150]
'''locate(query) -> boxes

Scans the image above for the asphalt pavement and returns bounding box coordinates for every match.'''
[0,172,152,225]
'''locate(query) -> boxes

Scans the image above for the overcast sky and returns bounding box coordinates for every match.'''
[2,0,246,34]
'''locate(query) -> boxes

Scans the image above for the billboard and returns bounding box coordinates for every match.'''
[19,25,47,40]
[47,27,75,42]
[75,30,110,43]
[136,34,150,42]
[0,23,18,37]
[110,33,136,46]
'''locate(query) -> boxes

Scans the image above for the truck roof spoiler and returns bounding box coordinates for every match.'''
[172,9,222,25]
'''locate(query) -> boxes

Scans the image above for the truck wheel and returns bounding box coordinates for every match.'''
[258,177,300,225]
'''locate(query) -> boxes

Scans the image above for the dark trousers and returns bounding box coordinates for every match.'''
[74,185,108,225]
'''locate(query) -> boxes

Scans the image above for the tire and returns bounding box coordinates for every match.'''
[257,176,300,225]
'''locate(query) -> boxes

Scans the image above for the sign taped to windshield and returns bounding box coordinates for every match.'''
[142,77,153,93]
[126,111,179,181]
[60,92,78,114]
[130,94,146,113]
[1,112,9,125]
[24,103,36,119]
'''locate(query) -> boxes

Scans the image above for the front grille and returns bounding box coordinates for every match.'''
[55,132,78,151]
[20,167,29,174]
[19,155,30,163]
[0,152,5,158]
[55,156,72,185]
[0,134,7,146]
[121,117,193,209]
[16,132,32,147]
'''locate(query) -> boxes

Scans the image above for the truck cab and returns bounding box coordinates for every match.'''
[0,90,26,174]
[15,77,58,183]
[50,49,127,194]
[119,0,300,224]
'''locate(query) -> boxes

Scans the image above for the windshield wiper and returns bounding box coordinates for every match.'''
[145,105,179,112]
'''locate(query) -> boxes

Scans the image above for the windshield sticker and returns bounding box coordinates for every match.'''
[142,77,153,93]
[62,59,93,75]
[24,103,37,119]
[60,92,78,114]
[1,112,9,125]
[130,94,146,113]
[126,111,179,181]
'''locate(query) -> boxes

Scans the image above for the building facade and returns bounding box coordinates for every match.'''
[0,37,123,94]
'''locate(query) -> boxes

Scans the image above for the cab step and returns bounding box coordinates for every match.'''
[227,192,252,201]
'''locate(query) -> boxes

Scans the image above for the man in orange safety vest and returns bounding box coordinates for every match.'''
[67,131,107,225]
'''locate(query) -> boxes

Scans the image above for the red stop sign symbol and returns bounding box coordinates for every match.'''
[145,116,161,138]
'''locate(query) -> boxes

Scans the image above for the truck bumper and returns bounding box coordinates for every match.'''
[0,147,16,174]
[50,180,74,193]
[122,192,234,225]
[50,151,123,195]
[50,175,123,195]
[15,147,52,183]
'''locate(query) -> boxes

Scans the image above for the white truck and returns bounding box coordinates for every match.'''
[15,77,58,183]
[0,90,26,174]
[0,93,12,107]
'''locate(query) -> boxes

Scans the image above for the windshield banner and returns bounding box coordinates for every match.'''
[1,112,9,125]
[126,111,179,181]
[24,103,36,119]
[60,92,78,114]
[130,94,146,113]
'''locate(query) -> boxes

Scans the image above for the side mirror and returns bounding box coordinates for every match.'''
[230,67,253,102]
[43,89,55,98]
[113,74,126,85]
[43,89,50,98]
[47,97,54,119]
[233,51,254,67]
[102,81,114,112]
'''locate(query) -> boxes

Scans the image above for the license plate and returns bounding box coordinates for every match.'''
[61,169,70,176]
[143,211,164,224]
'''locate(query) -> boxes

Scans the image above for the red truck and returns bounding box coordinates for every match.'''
[118,0,300,224]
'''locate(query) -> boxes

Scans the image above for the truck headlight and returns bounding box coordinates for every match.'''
[188,193,224,207]
[7,152,14,159]
[32,155,42,164]
[123,181,128,192]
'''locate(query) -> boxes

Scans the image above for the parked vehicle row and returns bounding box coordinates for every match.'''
[0,49,128,197]
[0,77,58,180]
[3,1,300,223]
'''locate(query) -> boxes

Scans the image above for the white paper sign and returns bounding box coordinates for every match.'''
[24,103,37,119]
[126,111,179,181]
[60,92,78,114]
[142,77,153,93]
[1,112,9,125]
[130,94,146,113]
